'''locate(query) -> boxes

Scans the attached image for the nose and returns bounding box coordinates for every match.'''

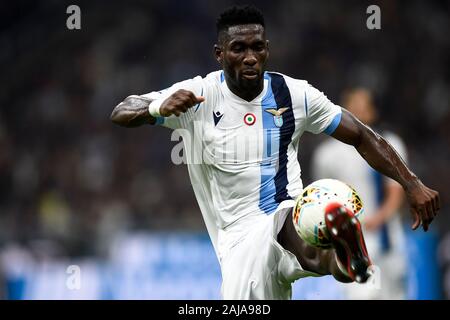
[243,50,257,66]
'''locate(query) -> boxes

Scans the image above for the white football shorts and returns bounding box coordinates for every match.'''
[217,200,321,300]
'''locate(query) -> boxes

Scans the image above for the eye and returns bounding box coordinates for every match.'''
[254,44,265,52]
[231,45,244,53]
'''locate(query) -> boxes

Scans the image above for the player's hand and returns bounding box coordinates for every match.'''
[160,89,205,117]
[405,180,440,232]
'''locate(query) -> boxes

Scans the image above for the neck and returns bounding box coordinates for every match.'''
[225,74,264,102]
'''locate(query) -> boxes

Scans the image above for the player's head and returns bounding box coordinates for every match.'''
[214,5,269,91]
[341,88,378,126]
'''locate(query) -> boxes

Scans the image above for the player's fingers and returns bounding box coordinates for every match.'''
[425,201,435,226]
[177,94,193,108]
[186,92,205,106]
[434,191,441,212]
[178,90,205,108]
[429,193,438,217]
[188,96,200,109]
[195,96,205,103]
[429,193,437,216]
[174,90,193,107]
[177,101,188,110]
[410,208,420,230]
[175,98,193,113]
[184,91,200,107]
[419,206,429,232]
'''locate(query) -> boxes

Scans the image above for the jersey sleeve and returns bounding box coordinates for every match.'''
[141,76,204,130]
[305,84,342,135]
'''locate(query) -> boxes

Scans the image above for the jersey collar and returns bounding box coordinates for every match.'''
[220,71,269,106]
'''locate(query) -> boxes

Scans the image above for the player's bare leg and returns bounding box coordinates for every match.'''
[278,204,372,283]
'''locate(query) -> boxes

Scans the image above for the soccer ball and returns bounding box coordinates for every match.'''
[292,179,364,248]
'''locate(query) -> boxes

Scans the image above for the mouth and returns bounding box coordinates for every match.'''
[241,69,259,80]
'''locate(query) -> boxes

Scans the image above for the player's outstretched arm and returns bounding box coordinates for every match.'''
[111,90,205,127]
[331,109,440,231]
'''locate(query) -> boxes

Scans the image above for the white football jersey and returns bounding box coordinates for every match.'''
[143,70,342,256]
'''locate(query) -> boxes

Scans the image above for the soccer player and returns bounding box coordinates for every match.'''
[312,88,409,299]
[110,6,440,299]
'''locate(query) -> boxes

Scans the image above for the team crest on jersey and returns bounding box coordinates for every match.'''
[265,107,289,128]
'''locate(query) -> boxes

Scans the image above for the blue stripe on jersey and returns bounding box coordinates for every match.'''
[304,91,308,116]
[259,72,279,214]
[372,169,391,252]
[324,112,342,135]
[270,73,295,203]
[220,71,225,83]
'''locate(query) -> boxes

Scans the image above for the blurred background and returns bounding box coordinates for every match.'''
[0,0,448,299]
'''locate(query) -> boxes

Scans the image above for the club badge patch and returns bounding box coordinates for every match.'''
[265,107,289,128]
[244,113,256,126]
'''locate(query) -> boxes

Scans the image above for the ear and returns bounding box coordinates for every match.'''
[214,44,223,64]
[266,40,270,59]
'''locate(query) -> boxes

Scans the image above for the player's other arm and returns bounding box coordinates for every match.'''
[331,109,440,231]
[110,90,205,127]
[110,95,156,127]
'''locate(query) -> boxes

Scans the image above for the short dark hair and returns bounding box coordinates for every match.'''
[216,5,265,35]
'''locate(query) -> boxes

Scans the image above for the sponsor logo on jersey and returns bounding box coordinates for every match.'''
[213,111,224,126]
[264,107,289,127]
